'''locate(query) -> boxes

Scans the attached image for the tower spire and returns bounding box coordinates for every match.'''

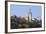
[29,9,32,14]
[28,9,32,22]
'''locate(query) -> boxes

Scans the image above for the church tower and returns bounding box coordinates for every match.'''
[28,9,32,22]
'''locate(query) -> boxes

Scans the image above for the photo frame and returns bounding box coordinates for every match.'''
[5,1,45,33]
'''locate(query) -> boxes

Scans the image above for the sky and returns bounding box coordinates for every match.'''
[10,4,42,19]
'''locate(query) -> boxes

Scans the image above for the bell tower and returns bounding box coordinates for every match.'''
[28,9,32,22]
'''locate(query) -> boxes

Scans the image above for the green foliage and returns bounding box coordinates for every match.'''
[11,16,42,29]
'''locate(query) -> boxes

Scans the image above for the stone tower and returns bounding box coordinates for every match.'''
[28,9,32,22]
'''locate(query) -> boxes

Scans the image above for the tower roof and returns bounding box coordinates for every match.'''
[28,9,32,14]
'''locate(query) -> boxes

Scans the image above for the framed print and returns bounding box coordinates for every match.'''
[5,1,45,33]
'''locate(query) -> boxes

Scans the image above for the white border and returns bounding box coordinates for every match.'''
[8,2,44,32]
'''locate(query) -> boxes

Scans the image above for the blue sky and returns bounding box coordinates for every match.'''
[10,4,42,18]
